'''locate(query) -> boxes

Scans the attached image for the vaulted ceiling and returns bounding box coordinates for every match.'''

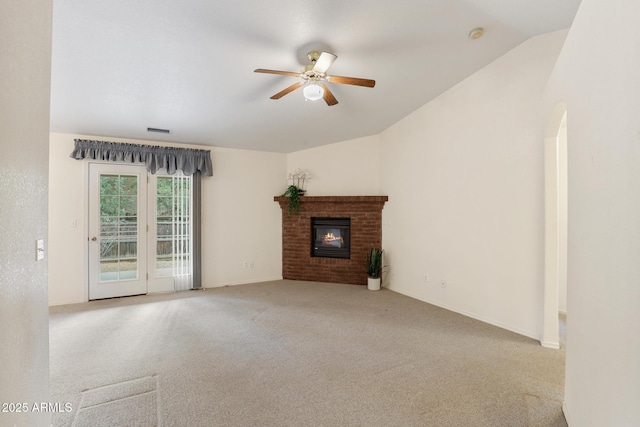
[50,0,581,153]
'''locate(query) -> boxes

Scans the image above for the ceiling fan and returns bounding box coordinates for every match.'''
[254,51,375,106]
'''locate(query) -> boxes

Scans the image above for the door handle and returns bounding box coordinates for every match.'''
[91,237,97,241]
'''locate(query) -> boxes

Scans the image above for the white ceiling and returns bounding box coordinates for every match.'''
[50,0,581,153]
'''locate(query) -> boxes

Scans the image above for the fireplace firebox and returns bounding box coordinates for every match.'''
[311,218,350,259]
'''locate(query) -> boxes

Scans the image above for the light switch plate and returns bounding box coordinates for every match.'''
[36,239,45,261]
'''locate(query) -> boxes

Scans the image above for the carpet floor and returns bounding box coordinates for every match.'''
[49,280,566,426]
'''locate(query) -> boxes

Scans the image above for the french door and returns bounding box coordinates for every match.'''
[89,164,148,299]
[147,172,193,293]
[88,164,193,300]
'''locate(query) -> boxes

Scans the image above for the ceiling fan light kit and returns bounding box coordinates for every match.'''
[254,50,375,106]
[302,82,324,101]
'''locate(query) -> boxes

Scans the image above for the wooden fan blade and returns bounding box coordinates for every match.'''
[254,68,301,78]
[327,75,376,88]
[321,84,338,106]
[270,82,304,99]
[313,52,337,73]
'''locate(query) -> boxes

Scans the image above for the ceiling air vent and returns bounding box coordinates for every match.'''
[147,127,171,134]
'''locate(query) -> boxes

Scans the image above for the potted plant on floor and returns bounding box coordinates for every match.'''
[366,247,384,290]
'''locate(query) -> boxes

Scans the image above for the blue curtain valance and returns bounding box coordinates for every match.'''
[70,139,213,176]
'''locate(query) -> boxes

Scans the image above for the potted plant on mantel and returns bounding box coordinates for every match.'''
[288,168,310,195]
[366,247,384,291]
[281,169,311,215]
[281,185,302,215]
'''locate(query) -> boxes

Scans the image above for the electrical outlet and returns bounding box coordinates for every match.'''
[249,260,254,268]
[242,261,248,269]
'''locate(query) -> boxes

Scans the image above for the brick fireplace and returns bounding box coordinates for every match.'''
[274,196,388,285]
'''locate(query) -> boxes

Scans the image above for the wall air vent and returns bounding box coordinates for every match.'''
[147,127,171,134]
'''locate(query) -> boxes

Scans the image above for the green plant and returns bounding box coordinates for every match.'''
[282,185,301,215]
[366,247,384,278]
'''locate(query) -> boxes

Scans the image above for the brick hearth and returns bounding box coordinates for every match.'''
[274,196,388,285]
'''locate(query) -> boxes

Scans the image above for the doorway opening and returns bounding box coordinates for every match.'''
[88,163,193,300]
[542,103,568,348]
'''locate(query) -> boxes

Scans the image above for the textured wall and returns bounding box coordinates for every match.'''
[0,1,53,426]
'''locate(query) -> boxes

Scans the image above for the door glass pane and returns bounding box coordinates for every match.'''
[100,217,118,235]
[120,176,137,195]
[119,217,137,236]
[157,178,172,196]
[100,175,119,195]
[100,196,119,216]
[99,174,139,282]
[155,175,192,279]
[100,239,118,259]
[100,260,118,282]
[157,197,172,217]
[119,259,137,279]
[120,241,137,258]
[120,196,137,216]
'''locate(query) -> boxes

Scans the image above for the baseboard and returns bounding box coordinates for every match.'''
[148,290,176,295]
[203,276,284,289]
[49,278,284,304]
[541,340,561,349]
[562,401,572,426]
[49,298,87,307]
[387,285,540,341]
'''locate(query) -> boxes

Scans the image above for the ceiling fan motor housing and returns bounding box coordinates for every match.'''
[307,51,321,62]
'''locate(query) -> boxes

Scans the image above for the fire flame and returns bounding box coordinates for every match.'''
[323,232,343,244]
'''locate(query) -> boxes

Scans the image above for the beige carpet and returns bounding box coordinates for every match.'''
[71,376,159,427]
[49,280,566,426]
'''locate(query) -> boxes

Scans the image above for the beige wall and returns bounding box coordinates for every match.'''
[0,1,53,426]
[376,31,568,340]
[48,133,285,305]
[286,135,382,196]
[544,0,640,424]
[203,145,285,287]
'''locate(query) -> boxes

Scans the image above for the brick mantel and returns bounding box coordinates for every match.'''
[274,195,389,204]
[275,195,388,285]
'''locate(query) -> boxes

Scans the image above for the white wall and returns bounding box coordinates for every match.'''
[544,0,640,424]
[0,1,52,426]
[202,145,285,287]
[378,31,568,340]
[48,133,285,305]
[286,135,381,196]
[48,134,88,305]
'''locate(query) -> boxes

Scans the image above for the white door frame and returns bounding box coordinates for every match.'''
[542,102,568,348]
[88,163,148,300]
